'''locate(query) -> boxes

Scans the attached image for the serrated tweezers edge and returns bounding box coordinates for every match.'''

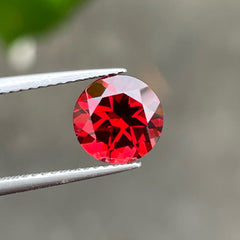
[0,162,141,196]
[0,68,127,94]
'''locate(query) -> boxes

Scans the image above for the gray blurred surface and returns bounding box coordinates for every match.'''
[0,0,240,239]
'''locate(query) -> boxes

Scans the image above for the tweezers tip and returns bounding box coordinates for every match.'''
[105,161,141,173]
[118,68,127,73]
[125,162,142,169]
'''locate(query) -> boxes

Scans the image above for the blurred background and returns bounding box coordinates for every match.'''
[0,0,240,239]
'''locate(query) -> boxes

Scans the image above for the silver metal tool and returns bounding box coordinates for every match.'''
[0,68,141,196]
[0,68,126,94]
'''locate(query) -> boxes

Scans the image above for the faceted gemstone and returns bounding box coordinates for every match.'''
[73,75,163,164]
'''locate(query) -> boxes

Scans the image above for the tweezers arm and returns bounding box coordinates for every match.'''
[0,68,126,94]
[0,163,141,196]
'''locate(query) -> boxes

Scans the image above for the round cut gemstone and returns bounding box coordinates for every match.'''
[73,75,163,164]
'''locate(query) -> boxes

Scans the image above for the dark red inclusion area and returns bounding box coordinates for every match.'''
[91,93,148,149]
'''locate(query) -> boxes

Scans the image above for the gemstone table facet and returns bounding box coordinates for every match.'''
[73,75,163,164]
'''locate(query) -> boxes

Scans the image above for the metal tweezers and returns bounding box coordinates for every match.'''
[0,68,141,196]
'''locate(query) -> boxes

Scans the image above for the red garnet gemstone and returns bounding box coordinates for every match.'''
[73,75,163,164]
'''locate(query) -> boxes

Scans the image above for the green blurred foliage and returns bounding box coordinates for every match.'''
[0,0,89,45]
